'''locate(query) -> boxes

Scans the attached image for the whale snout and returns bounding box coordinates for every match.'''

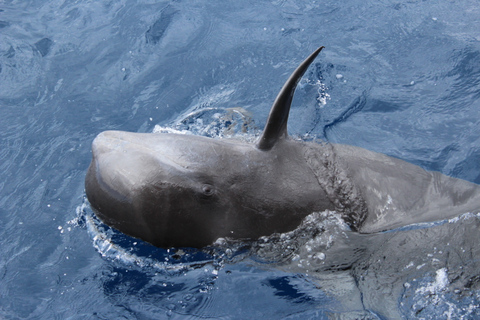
[85,130,208,246]
[86,131,140,220]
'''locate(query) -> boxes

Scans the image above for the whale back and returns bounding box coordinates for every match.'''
[331,143,480,232]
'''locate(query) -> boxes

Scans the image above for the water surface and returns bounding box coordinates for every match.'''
[1,0,480,318]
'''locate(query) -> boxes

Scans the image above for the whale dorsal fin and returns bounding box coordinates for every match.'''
[256,46,324,150]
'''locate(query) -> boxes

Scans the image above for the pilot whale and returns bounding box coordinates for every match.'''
[85,47,480,248]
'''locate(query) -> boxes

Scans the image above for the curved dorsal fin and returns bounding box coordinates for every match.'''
[256,46,324,150]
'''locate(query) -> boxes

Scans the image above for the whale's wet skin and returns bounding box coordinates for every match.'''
[85,47,480,248]
[84,48,480,318]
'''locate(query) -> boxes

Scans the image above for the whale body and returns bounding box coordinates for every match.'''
[85,47,480,248]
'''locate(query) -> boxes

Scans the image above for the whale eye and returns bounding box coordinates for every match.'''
[201,184,215,196]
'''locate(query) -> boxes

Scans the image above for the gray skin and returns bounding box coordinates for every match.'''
[85,47,480,248]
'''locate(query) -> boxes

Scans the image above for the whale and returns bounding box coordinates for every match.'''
[85,46,480,248]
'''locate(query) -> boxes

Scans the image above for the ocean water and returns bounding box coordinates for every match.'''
[1,0,480,319]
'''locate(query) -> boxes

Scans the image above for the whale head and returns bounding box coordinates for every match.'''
[85,47,333,248]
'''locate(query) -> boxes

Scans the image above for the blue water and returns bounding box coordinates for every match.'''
[1,0,480,319]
